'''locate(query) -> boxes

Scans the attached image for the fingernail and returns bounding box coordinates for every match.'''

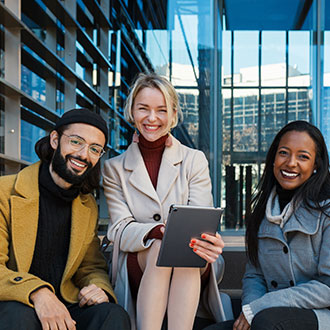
[191,239,196,244]
[201,234,206,239]
[193,248,197,252]
[189,243,194,247]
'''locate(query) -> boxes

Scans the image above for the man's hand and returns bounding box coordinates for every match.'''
[78,284,109,307]
[30,287,76,330]
[233,312,251,330]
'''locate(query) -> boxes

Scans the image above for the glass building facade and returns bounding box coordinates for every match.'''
[1,0,329,231]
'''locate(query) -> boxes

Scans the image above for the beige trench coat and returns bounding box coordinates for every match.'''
[102,136,231,328]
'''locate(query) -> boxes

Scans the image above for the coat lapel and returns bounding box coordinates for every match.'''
[156,137,182,204]
[124,138,183,204]
[283,205,321,235]
[11,163,40,272]
[124,143,160,203]
[63,195,90,278]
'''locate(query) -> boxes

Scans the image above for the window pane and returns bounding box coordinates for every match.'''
[21,120,46,163]
[261,31,286,86]
[222,88,231,153]
[261,89,286,151]
[0,96,4,154]
[324,32,330,87]
[288,31,310,87]
[233,89,258,152]
[146,30,169,72]
[287,88,311,122]
[177,88,199,147]
[222,31,231,85]
[233,31,259,86]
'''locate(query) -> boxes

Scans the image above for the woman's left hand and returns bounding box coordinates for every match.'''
[189,232,224,263]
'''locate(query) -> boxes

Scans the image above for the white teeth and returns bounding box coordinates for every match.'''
[71,159,86,168]
[145,125,158,130]
[282,170,298,177]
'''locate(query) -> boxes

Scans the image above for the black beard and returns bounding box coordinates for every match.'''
[51,145,93,185]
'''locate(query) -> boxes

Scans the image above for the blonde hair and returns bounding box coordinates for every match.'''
[124,73,183,130]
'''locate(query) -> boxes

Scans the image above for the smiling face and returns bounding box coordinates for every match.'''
[49,123,105,188]
[132,87,175,142]
[273,130,317,190]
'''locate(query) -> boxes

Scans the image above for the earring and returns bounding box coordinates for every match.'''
[313,169,317,174]
[133,130,139,143]
[165,134,173,147]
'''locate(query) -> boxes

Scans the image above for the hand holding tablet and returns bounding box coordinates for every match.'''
[156,205,223,267]
[189,231,224,264]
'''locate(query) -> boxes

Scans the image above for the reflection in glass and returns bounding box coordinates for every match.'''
[222,89,231,152]
[288,31,310,86]
[323,87,330,153]
[21,65,46,105]
[169,0,213,157]
[21,120,46,163]
[0,26,3,78]
[177,89,199,147]
[261,89,286,152]
[146,30,169,73]
[233,89,258,152]
[0,96,4,154]
[287,89,311,122]
[261,31,286,86]
[323,0,330,146]
[222,32,231,84]
[324,32,330,87]
[233,31,259,86]
[170,14,199,87]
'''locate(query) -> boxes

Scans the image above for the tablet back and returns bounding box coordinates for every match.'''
[156,205,223,268]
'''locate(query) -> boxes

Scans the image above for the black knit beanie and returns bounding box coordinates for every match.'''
[54,108,108,144]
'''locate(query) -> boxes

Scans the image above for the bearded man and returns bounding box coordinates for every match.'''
[0,109,130,330]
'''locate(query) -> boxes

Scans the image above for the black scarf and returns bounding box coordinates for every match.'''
[29,162,80,299]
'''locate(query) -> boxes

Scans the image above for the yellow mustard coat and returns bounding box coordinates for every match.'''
[0,162,116,306]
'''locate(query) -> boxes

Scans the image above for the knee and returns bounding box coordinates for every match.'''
[100,301,127,315]
[149,239,162,253]
[251,308,279,330]
[0,301,41,330]
[145,239,162,264]
[99,303,130,328]
[173,267,200,277]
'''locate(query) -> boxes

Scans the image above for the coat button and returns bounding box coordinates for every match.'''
[271,280,278,288]
[14,276,23,282]
[283,246,288,254]
[290,280,294,286]
[153,214,161,221]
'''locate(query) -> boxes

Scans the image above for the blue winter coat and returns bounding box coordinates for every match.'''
[242,200,330,329]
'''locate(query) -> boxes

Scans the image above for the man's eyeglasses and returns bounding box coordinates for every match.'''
[61,133,106,159]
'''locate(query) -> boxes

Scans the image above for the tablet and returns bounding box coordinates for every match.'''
[156,204,223,268]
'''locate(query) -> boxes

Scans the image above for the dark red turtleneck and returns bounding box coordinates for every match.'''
[138,134,168,189]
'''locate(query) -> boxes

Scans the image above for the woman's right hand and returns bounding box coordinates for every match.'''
[233,312,250,330]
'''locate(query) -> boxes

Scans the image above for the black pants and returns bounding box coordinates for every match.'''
[0,301,130,330]
[203,307,318,330]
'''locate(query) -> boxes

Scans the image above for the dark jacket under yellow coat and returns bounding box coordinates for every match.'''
[0,162,116,306]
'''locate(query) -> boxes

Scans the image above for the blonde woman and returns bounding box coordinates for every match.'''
[103,73,225,330]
